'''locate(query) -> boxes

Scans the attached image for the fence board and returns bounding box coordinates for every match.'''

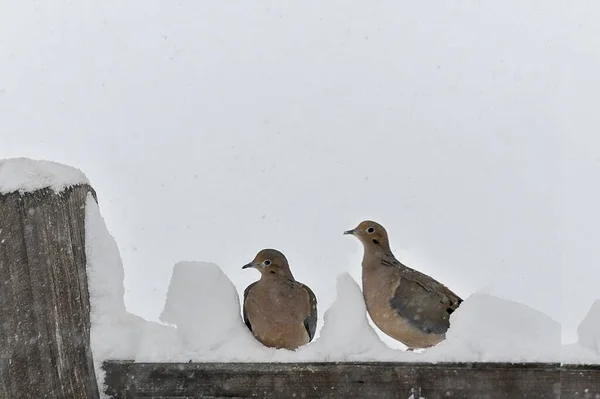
[103,361,569,399]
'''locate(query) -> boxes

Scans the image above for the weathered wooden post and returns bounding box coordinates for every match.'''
[0,184,100,398]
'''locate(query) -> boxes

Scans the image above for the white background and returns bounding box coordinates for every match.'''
[1,1,598,344]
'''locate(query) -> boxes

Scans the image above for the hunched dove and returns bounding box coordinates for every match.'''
[242,249,317,350]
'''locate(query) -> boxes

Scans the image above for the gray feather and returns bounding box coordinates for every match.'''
[301,283,318,341]
[385,255,462,336]
[243,282,257,332]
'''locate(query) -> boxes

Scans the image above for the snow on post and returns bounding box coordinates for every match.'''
[0,157,90,195]
[85,195,150,397]
[0,158,99,398]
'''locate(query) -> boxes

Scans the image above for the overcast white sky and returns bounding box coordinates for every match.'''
[1,1,598,345]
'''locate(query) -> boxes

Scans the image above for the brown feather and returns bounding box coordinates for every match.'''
[242,249,317,350]
[346,220,462,349]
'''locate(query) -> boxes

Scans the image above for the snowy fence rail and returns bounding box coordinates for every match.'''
[99,362,598,399]
[102,361,569,399]
[2,163,600,399]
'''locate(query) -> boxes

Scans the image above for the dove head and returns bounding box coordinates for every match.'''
[242,248,294,279]
[344,220,391,252]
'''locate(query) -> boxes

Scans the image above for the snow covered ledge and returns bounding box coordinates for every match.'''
[2,158,599,398]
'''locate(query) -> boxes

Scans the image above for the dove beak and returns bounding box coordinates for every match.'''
[343,229,356,235]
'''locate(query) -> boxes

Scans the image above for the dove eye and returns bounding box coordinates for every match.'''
[263,260,271,266]
[367,227,375,234]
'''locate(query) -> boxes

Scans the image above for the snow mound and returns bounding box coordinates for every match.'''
[149,261,272,362]
[300,273,407,361]
[134,322,185,362]
[424,293,560,362]
[561,300,600,364]
[85,194,177,397]
[562,343,600,365]
[0,157,89,194]
[578,299,600,353]
[86,195,128,323]
[160,261,246,349]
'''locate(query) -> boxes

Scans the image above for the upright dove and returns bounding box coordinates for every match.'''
[344,221,462,349]
[242,249,318,350]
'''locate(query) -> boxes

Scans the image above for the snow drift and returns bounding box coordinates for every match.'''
[423,293,561,362]
[562,300,600,364]
[86,190,567,369]
[85,194,166,397]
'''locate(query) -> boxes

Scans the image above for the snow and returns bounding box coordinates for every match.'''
[149,261,268,362]
[159,261,248,350]
[85,191,578,380]
[85,194,170,397]
[423,294,561,363]
[308,277,562,363]
[101,254,564,364]
[561,344,600,365]
[306,277,564,363]
[140,268,410,363]
[300,273,407,361]
[0,158,89,194]
[85,194,128,323]
[561,300,600,364]
[577,300,600,352]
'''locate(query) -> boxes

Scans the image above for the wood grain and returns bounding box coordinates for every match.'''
[0,185,99,399]
[561,364,600,398]
[103,361,566,399]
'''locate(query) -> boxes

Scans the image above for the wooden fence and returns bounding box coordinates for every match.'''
[103,360,596,399]
[0,182,598,398]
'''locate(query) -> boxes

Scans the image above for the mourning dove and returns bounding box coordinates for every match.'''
[242,249,318,350]
[344,221,462,349]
